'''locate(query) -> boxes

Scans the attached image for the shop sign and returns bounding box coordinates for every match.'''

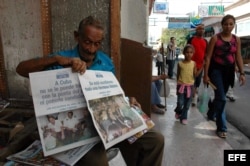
[198,5,224,17]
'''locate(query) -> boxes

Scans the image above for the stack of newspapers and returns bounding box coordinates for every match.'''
[6,68,154,166]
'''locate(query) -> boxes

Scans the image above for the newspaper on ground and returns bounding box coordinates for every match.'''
[7,140,98,166]
[29,68,100,156]
[0,99,10,112]
[78,70,148,149]
[6,140,65,166]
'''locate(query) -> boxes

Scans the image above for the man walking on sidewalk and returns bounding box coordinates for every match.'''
[187,24,208,106]
[166,37,176,79]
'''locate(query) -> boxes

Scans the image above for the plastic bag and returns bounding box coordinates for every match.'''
[198,86,209,113]
[159,80,170,97]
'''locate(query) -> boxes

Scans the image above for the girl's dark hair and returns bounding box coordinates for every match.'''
[182,44,194,54]
[221,14,235,25]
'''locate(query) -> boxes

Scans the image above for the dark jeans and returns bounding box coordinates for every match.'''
[175,85,193,120]
[207,69,230,132]
[194,70,203,88]
[151,80,162,105]
[157,62,164,75]
[166,59,175,78]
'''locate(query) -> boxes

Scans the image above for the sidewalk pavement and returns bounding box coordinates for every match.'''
[244,63,250,75]
[151,60,250,166]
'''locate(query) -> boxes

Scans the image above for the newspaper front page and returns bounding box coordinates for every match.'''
[78,70,147,149]
[29,68,100,156]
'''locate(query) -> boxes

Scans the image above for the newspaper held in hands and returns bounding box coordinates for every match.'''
[127,106,155,144]
[29,68,100,156]
[78,70,148,149]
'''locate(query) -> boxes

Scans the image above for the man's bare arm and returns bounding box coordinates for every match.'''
[16,55,87,78]
[16,56,58,78]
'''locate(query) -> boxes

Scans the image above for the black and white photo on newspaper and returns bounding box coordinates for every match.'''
[78,70,147,149]
[29,68,100,156]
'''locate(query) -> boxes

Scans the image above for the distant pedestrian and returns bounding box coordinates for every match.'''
[203,14,246,138]
[166,37,176,79]
[175,44,197,125]
[156,48,164,75]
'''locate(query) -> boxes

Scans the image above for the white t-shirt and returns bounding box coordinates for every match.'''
[156,53,163,62]
[64,117,79,129]
[44,133,56,150]
[47,120,62,132]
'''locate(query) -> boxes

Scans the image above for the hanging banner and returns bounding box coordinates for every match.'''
[198,5,224,17]
[169,17,190,23]
[190,16,203,28]
[209,6,224,16]
[153,1,169,14]
[168,23,190,29]
[198,6,209,17]
[168,17,190,29]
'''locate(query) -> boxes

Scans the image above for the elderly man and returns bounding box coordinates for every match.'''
[16,16,164,166]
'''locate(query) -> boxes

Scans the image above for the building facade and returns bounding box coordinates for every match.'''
[202,0,250,63]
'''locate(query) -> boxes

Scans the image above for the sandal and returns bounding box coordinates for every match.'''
[217,131,227,138]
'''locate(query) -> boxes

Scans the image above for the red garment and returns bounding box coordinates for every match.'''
[189,37,207,69]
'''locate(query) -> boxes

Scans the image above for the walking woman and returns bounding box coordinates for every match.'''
[203,14,246,138]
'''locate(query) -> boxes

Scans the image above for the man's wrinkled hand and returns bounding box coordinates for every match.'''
[56,56,87,74]
[71,58,87,74]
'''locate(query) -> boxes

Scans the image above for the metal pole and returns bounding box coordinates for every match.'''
[161,43,167,111]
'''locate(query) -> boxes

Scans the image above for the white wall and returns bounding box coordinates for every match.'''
[0,0,43,99]
[225,1,250,37]
[121,0,148,43]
